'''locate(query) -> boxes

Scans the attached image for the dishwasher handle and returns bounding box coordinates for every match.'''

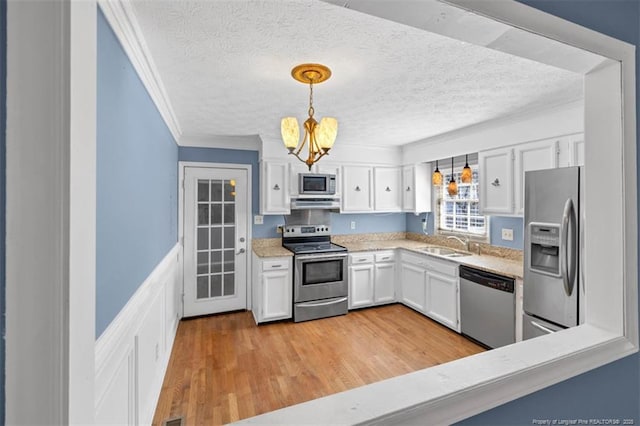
[459,265,515,293]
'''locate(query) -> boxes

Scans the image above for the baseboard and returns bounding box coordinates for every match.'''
[95,243,181,425]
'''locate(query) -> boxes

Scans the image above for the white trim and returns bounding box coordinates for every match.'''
[178,161,254,312]
[95,243,181,426]
[231,1,638,424]
[180,134,262,151]
[6,1,97,423]
[97,0,182,142]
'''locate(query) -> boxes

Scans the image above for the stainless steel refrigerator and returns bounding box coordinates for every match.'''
[523,166,584,340]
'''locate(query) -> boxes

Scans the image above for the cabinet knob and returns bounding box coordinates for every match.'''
[385,186,391,192]
[491,178,500,187]
[355,186,361,192]
[406,186,411,192]
[273,184,280,190]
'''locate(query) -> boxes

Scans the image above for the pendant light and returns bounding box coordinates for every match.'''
[447,157,458,196]
[461,154,472,183]
[432,160,443,186]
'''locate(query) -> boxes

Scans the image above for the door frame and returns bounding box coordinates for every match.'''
[178,161,253,317]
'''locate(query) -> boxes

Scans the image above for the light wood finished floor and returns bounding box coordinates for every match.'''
[152,304,485,425]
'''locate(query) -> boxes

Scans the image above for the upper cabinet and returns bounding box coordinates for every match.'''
[513,139,559,215]
[260,161,290,215]
[478,147,514,215]
[479,134,582,216]
[342,165,374,212]
[402,163,432,214]
[373,167,402,212]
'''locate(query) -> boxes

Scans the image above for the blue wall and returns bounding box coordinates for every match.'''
[405,213,525,250]
[96,10,179,337]
[459,0,640,424]
[490,216,524,249]
[1,0,6,422]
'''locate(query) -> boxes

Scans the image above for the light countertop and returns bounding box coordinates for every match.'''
[252,235,523,279]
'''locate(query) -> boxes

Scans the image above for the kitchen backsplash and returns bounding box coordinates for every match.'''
[256,212,524,250]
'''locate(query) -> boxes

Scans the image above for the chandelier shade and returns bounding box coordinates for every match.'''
[281,63,337,170]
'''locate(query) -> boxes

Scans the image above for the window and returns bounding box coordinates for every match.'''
[437,165,486,236]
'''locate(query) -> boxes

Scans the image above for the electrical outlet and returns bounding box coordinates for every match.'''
[276,224,284,234]
[254,215,263,225]
[502,228,514,241]
[350,221,356,230]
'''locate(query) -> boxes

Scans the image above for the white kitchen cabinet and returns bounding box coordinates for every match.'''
[399,251,427,313]
[260,161,290,214]
[342,165,373,212]
[348,251,396,309]
[402,163,432,213]
[513,139,559,215]
[425,257,460,332]
[478,147,514,215]
[480,137,562,216]
[374,167,402,212]
[569,137,585,167]
[349,263,375,308]
[374,252,396,304]
[251,254,292,323]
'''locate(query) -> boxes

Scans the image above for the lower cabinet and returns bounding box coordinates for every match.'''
[348,251,396,309]
[425,257,460,332]
[251,253,292,324]
[399,251,428,312]
[399,250,460,332]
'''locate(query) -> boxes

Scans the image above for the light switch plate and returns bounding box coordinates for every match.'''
[502,228,514,241]
[254,215,264,225]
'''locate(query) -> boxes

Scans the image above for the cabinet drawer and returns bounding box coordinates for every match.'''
[400,250,427,267]
[262,259,289,271]
[425,257,458,277]
[375,251,395,263]
[350,253,374,265]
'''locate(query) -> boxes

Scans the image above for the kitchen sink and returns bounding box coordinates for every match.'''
[420,246,472,258]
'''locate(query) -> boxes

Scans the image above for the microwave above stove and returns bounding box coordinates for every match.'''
[299,173,336,195]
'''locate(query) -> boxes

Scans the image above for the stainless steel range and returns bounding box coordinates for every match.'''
[282,224,348,322]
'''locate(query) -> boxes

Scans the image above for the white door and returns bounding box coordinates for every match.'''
[183,167,248,317]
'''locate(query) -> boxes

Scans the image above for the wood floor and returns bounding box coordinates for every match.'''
[152,304,485,425]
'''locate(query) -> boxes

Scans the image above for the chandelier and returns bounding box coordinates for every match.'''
[281,64,338,170]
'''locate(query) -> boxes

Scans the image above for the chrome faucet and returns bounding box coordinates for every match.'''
[447,235,470,251]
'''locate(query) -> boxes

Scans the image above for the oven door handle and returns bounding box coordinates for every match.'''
[295,252,348,260]
[296,297,348,308]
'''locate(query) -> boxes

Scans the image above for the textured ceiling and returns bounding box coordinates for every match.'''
[130,0,583,147]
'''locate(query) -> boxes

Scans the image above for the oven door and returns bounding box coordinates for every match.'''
[294,252,348,303]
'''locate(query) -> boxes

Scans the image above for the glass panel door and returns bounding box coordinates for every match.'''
[183,167,248,317]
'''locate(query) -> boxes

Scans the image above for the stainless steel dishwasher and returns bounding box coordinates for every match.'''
[459,265,515,349]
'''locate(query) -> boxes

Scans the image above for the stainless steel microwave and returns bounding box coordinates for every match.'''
[298,173,336,195]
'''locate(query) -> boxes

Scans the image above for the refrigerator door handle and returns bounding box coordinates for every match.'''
[561,198,577,297]
[530,320,557,335]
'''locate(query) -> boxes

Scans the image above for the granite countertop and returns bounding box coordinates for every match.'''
[252,238,294,258]
[252,233,524,279]
[338,239,523,279]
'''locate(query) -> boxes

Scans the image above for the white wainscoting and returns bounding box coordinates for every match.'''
[95,243,182,425]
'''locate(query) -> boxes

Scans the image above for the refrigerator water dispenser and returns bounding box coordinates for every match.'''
[528,222,561,277]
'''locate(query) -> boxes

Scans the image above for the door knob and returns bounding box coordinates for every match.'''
[236,248,246,255]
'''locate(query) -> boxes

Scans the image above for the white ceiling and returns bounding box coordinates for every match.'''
[129,0,585,147]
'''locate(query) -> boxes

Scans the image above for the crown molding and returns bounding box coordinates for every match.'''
[179,134,262,151]
[98,0,182,143]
